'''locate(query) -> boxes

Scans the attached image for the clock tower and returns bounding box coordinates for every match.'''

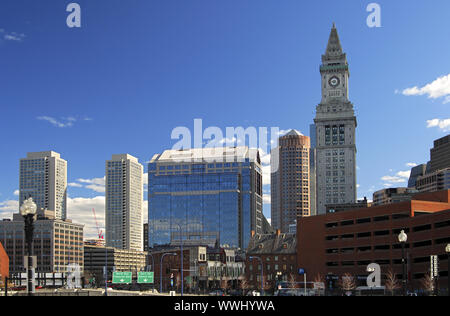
[314,24,357,214]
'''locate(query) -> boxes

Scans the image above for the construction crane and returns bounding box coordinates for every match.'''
[92,208,104,245]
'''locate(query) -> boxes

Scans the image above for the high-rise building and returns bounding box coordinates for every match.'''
[271,130,311,233]
[19,151,67,220]
[309,124,317,216]
[314,24,357,214]
[148,147,267,249]
[105,154,143,251]
[429,134,450,173]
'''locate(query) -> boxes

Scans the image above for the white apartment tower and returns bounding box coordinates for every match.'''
[19,151,67,220]
[105,154,143,251]
[314,24,357,214]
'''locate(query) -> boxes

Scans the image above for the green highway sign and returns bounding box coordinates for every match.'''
[112,272,132,284]
[138,272,154,284]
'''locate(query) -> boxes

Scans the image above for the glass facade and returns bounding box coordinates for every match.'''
[148,157,262,249]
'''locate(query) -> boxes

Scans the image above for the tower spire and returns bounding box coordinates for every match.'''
[325,23,343,57]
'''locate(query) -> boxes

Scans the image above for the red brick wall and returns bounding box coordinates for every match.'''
[0,242,9,283]
[297,190,450,290]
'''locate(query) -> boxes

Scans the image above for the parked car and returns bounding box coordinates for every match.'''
[209,289,225,296]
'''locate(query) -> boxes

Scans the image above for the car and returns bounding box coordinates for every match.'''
[209,289,225,296]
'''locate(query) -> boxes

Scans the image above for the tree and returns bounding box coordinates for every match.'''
[240,276,251,295]
[288,273,298,289]
[338,273,357,295]
[421,273,435,295]
[385,269,400,296]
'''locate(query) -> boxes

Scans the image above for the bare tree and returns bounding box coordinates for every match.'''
[288,273,298,289]
[221,279,231,293]
[421,273,435,295]
[314,273,325,284]
[338,273,357,294]
[385,269,400,296]
[240,276,251,295]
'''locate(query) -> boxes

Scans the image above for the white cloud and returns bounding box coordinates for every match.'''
[406,162,418,168]
[0,200,19,220]
[401,74,450,104]
[263,194,271,205]
[426,118,450,132]
[13,190,19,196]
[67,196,148,239]
[68,182,83,188]
[381,169,411,185]
[76,177,106,193]
[4,32,25,42]
[37,116,92,128]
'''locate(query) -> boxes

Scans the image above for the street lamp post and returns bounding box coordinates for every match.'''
[446,244,450,297]
[20,198,37,297]
[398,230,408,296]
[148,253,155,292]
[249,256,263,295]
[160,252,177,293]
[173,223,184,296]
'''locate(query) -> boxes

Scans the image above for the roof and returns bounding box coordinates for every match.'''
[247,232,296,255]
[150,146,261,164]
[281,129,303,137]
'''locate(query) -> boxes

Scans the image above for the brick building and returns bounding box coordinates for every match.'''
[246,231,297,293]
[297,190,450,292]
[0,242,9,286]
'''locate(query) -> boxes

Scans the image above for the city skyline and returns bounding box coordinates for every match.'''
[1,1,450,239]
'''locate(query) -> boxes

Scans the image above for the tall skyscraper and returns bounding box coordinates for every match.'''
[148,147,267,249]
[19,151,67,220]
[105,154,143,251]
[271,130,311,233]
[314,24,357,214]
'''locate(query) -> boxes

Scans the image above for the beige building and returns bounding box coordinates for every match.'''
[0,211,84,274]
[20,151,67,220]
[84,245,147,281]
[271,130,311,233]
[106,154,143,251]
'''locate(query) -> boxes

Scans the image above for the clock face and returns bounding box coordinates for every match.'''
[329,76,340,87]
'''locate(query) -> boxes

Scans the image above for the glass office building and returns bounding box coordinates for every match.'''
[148,147,266,249]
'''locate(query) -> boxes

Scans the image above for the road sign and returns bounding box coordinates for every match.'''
[112,272,132,284]
[298,268,306,275]
[137,272,154,284]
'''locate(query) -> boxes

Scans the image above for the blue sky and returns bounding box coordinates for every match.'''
[1,0,449,237]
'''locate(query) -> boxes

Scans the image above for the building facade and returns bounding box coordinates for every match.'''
[309,124,317,216]
[314,24,357,215]
[20,151,67,220]
[149,246,244,293]
[245,231,297,292]
[271,130,311,232]
[148,147,266,249]
[297,190,450,291]
[372,187,419,206]
[0,242,8,285]
[106,154,144,251]
[84,245,147,284]
[0,214,84,275]
[429,134,450,173]
[408,164,428,188]
[416,168,450,193]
